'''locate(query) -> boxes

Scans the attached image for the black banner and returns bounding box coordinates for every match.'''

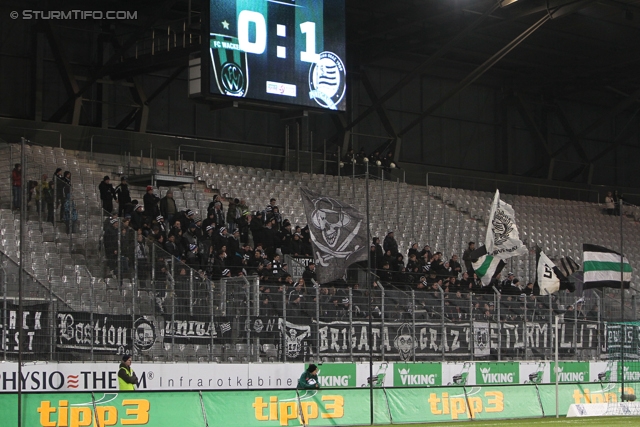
[162,315,232,344]
[1,303,49,355]
[305,319,602,360]
[606,323,640,360]
[57,312,157,355]
[289,257,314,279]
[473,320,604,357]
[315,320,472,360]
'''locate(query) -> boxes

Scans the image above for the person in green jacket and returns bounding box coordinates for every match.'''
[297,364,320,389]
[118,355,138,391]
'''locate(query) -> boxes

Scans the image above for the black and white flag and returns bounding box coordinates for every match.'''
[534,248,576,295]
[301,187,368,284]
[485,190,528,259]
[557,256,580,279]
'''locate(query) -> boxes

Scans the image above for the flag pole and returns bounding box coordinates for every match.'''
[365,160,374,425]
[620,197,625,401]
[18,137,26,427]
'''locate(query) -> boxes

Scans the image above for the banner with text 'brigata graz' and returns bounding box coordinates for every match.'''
[313,319,601,359]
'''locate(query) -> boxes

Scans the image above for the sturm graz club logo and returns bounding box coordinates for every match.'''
[133,317,156,352]
[475,328,488,351]
[309,52,346,110]
[491,208,514,246]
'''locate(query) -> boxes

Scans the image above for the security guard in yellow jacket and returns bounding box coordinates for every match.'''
[118,355,138,390]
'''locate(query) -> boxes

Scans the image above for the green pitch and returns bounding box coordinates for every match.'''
[368,417,640,427]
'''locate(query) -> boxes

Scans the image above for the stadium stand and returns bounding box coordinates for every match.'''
[0,141,636,363]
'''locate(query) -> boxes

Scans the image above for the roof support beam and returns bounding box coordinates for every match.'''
[398,11,552,138]
[514,95,554,179]
[343,0,502,133]
[42,21,82,125]
[551,87,640,158]
[48,0,180,123]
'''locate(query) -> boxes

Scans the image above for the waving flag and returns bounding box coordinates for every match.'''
[485,190,528,259]
[301,187,368,284]
[470,245,506,287]
[534,249,575,295]
[583,244,631,289]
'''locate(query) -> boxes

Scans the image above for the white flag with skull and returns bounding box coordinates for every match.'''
[301,187,368,284]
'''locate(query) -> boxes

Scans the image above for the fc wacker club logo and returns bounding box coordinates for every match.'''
[210,34,249,97]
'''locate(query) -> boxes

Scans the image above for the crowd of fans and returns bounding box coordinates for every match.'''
[92,175,599,325]
[6,164,603,325]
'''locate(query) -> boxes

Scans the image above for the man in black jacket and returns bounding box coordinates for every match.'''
[302,262,316,283]
[143,186,160,220]
[462,242,476,275]
[115,177,132,217]
[98,176,116,215]
[383,231,398,257]
[262,219,278,259]
[250,211,264,246]
[236,211,251,245]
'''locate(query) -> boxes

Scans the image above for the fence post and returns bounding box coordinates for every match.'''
[246,278,251,361]
[349,287,353,362]
[189,269,194,316]
[426,173,431,242]
[151,244,156,315]
[493,286,501,361]
[437,284,445,361]
[470,293,475,361]
[314,280,320,362]
[337,147,341,196]
[282,286,287,363]
[595,292,601,354]
[410,186,415,239]
[573,299,578,357]
[523,297,528,359]
[117,218,122,285]
[549,293,554,359]
[411,290,416,362]
[396,178,400,229]
[381,170,384,221]
[210,282,215,362]
[2,266,6,361]
[169,270,175,361]
[90,277,95,361]
[381,284,386,361]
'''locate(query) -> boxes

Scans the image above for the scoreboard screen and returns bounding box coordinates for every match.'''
[204,0,346,111]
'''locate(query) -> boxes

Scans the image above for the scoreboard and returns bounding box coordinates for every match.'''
[204,0,346,111]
